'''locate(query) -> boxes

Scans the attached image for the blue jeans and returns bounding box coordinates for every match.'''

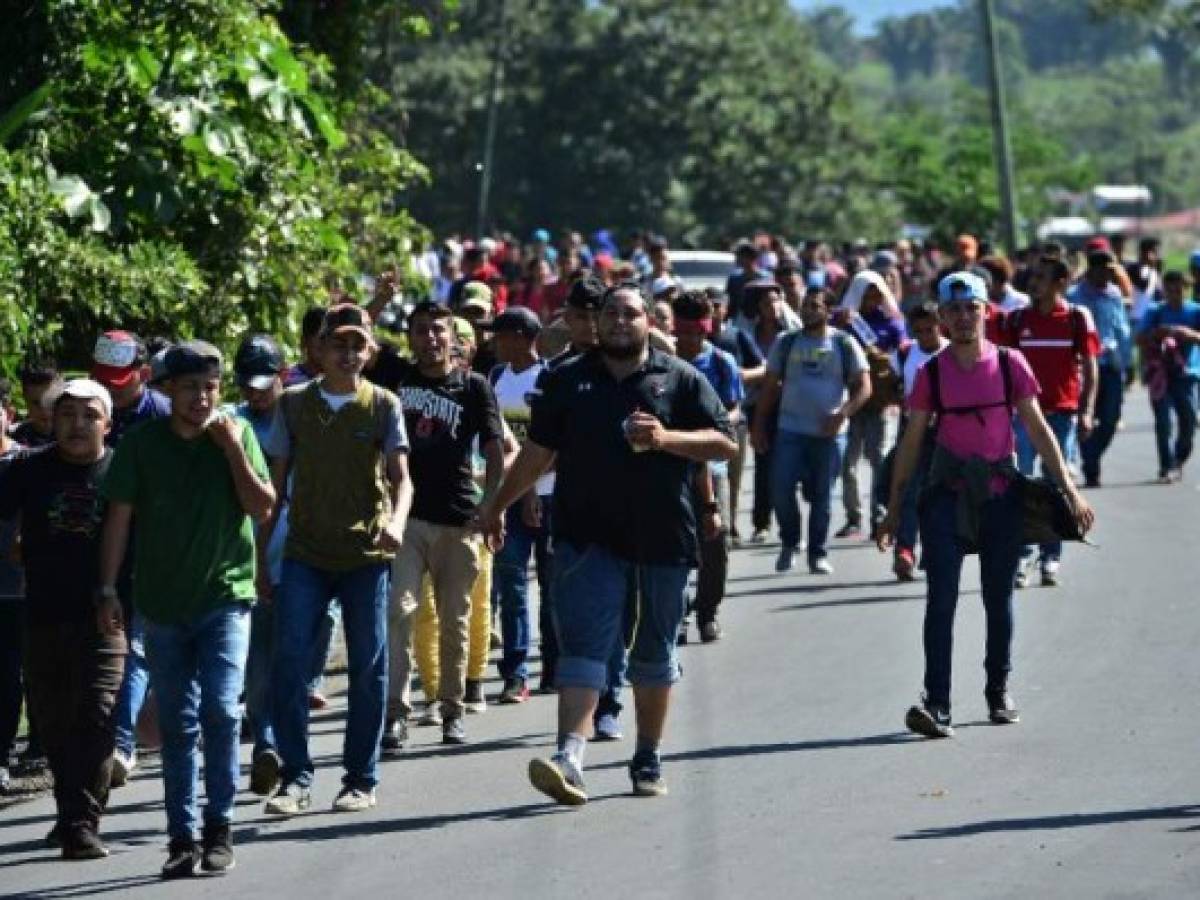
[144,603,250,841]
[919,485,1023,708]
[770,430,846,562]
[273,559,388,791]
[1081,365,1124,481]
[308,601,340,695]
[1015,411,1077,565]
[493,500,552,682]
[1151,375,1198,475]
[552,542,688,691]
[113,613,149,758]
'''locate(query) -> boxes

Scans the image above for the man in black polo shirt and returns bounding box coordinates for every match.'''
[476,283,736,804]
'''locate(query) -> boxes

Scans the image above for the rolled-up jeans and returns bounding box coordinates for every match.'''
[552,542,689,691]
[919,484,1022,709]
[274,560,389,792]
[144,603,250,841]
[771,429,846,563]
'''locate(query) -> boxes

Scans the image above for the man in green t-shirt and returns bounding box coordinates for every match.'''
[97,340,275,880]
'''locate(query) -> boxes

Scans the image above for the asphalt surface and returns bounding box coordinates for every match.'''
[2,391,1198,899]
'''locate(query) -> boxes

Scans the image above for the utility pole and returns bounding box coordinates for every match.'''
[475,0,507,238]
[980,0,1019,252]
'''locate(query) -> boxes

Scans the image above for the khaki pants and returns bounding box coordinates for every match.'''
[413,545,493,698]
[388,518,480,720]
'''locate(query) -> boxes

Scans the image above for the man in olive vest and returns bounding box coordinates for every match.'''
[261,304,413,816]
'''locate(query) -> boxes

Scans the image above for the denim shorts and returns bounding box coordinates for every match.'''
[552,541,689,691]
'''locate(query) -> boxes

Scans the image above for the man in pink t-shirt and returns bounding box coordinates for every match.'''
[878,272,1094,740]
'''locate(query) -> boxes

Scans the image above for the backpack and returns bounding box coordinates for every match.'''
[925,347,1014,433]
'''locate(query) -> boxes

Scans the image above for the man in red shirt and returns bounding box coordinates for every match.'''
[1004,256,1099,588]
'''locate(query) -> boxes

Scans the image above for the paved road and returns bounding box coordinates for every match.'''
[3,392,1199,899]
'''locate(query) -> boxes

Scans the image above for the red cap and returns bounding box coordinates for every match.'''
[1084,236,1112,252]
[91,331,145,389]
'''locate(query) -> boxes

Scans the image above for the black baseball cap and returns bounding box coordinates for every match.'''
[482,306,541,338]
[163,340,223,379]
[234,334,285,390]
[320,303,375,342]
[566,274,606,311]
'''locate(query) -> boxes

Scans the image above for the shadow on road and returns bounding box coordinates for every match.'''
[895,804,1200,840]
[587,732,917,771]
[4,873,161,898]
[727,577,901,600]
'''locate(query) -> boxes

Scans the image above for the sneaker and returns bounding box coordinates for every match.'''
[380,717,408,756]
[332,786,377,813]
[200,823,234,873]
[0,765,10,793]
[499,677,530,705]
[489,630,502,651]
[750,528,768,544]
[162,837,199,879]
[986,688,1020,724]
[1083,472,1101,489]
[442,716,466,745]
[1040,559,1060,587]
[630,753,668,797]
[45,823,63,848]
[264,782,312,817]
[417,702,442,727]
[809,557,834,576]
[676,619,689,645]
[1014,556,1033,589]
[835,522,862,539]
[894,548,916,582]
[528,753,587,806]
[775,547,795,573]
[249,748,282,796]
[464,679,487,714]
[699,619,722,643]
[593,711,623,741]
[905,699,953,739]
[307,691,329,711]
[62,826,109,861]
[110,749,136,788]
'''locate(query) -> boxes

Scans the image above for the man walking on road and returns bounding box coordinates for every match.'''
[751,288,870,575]
[475,283,736,804]
[1006,256,1099,588]
[878,273,1094,740]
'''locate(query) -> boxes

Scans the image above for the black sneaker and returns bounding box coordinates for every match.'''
[699,619,722,643]
[62,825,108,861]
[629,752,668,797]
[464,678,487,714]
[442,716,466,745]
[905,699,953,739]
[381,717,407,755]
[200,823,234,874]
[249,747,282,796]
[986,689,1020,725]
[162,837,199,879]
[834,521,862,539]
[45,822,63,848]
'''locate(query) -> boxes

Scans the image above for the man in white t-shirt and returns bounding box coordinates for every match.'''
[881,301,947,581]
[483,307,553,703]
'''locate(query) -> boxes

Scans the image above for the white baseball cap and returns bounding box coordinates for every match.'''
[42,378,113,419]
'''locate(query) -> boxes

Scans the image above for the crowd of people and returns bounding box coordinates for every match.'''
[7,220,1199,877]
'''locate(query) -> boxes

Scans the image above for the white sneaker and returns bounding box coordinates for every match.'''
[332,787,376,813]
[1014,556,1034,589]
[1040,559,1060,587]
[809,557,834,576]
[264,783,312,817]
[110,750,136,788]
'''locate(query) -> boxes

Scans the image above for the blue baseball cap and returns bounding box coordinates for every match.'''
[937,271,988,305]
[1189,249,1200,270]
[531,228,551,244]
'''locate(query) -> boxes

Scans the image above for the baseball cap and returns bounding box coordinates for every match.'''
[91,331,146,389]
[566,274,605,311]
[234,334,285,390]
[650,275,678,298]
[320,303,374,343]
[451,316,476,346]
[531,228,551,244]
[937,272,988,305]
[42,378,112,419]
[163,340,223,378]
[460,281,494,315]
[482,306,541,338]
[1084,236,1112,253]
[871,249,899,272]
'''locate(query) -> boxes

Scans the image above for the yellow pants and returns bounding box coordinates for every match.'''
[414,544,492,700]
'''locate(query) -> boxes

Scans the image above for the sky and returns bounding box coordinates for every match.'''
[791,0,944,33]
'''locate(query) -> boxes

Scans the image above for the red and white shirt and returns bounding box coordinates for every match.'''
[1002,299,1100,413]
